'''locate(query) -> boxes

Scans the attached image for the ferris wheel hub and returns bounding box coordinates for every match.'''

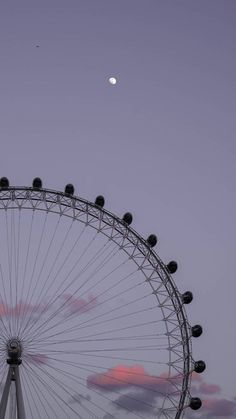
[7,338,22,365]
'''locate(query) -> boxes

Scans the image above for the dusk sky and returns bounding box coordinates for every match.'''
[0,1,236,417]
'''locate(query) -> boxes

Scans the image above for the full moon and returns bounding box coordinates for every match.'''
[108,77,117,85]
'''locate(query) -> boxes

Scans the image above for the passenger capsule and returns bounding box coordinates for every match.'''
[147,234,157,248]
[191,325,203,338]
[122,212,133,225]
[32,177,42,189]
[194,360,206,374]
[0,177,9,188]
[166,261,178,274]
[189,397,202,410]
[182,291,193,304]
[65,184,74,195]
[95,195,105,208]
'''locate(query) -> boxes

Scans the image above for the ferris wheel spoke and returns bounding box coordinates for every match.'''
[18,212,49,336]
[26,309,162,346]
[45,363,117,419]
[39,350,166,365]
[28,345,167,356]
[42,357,168,375]
[5,211,14,336]
[31,361,149,419]
[32,217,76,302]
[49,363,157,418]
[46,358,177,403]
[21,370,40,418]
[11,208,18,336]
[0,363,7,385]
[23,290,156,341]
[24,360,98,419]
[23,271,143,343]
[23,360,77,418]
[19,210,35,311]
[23,252,131,341]
[14,209,22,336]
[0,264,11,339]
[19,218,80,337]
[57,305,158,337]
[34,223,98,309]
[17,213,63,336]
[23,334,167,349]
[22,367,58,419]
[21,229,112,339]
[21,367,45,419]
[27,219,85,310]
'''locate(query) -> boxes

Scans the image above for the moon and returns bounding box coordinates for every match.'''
[108,77,117,85]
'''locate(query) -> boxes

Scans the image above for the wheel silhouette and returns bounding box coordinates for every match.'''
[0,178,205,419]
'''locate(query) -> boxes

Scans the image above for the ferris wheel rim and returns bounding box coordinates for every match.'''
[0,185,193,418]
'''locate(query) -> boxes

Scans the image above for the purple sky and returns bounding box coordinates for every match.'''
[0,0,236,417]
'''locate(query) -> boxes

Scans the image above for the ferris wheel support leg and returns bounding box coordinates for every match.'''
[0,367,13,419]
[0,365,26,419]
[9,383,17,419]
[14,367,26,419]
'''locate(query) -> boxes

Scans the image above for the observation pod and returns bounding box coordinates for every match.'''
[0,177,9,188]
[189,397,202,410]
[182,291,193,304]
[64,184,74,195]
[147,234,157,247]
[122,212,133,225]
[95,195,105,208]
[194,360,206,373]
[166,260,178,274]
[192,324,203,338]
[32,177,42,189]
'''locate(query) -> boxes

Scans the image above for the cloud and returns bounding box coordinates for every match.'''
[88,365,236,417]
[185,375,236,419]
[0,303,8,316]
[185,398,236,419]
[87,363,183,415]
[69,393,91,404]
[24,353,49,365]
[191,371,204,382]
[0,301,45,317]
[190,376,221,396]
[113,388,158,414]
[203,398,236,417]
[198,382,221,395]
[87,364,181,394]
[62,294,98,315]
[11,302,44,316]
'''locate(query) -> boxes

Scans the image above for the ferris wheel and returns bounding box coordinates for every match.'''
[0,177,205,419]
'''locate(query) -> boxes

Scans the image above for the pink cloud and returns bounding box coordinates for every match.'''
[190,373,221,396]
[203,397,236,417]
[191,371,203,382]
[11,302,44,316]
[186,375,236,418]
[87,364,181,393]
[0,303,9,316]
[199,382,221,395]
[0,301,44,317]
[62,294,98,315]
[25,353,49,365]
